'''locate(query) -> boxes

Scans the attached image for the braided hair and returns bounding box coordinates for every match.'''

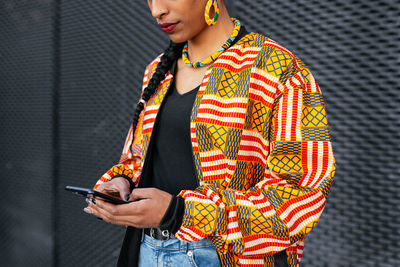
[131,40,185,136]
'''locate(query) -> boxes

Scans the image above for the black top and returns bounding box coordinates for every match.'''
[146,75,200,196]
[144,24,249,198]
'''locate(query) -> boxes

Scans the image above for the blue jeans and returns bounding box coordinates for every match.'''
[138,232,221,267]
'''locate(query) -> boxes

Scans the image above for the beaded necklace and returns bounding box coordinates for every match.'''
[181,17,241,69]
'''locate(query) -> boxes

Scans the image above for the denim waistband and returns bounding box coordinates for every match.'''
[142,230,215,252]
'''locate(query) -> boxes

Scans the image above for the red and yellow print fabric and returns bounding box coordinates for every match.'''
[93,32,336,267]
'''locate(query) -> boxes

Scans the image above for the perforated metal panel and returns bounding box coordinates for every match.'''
[1,0,399,266]
[56,1,158,266]
[0,1,54,266]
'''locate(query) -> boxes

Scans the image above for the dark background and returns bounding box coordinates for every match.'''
[1,0,399,266]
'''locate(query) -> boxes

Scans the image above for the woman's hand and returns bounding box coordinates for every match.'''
[85,187,173,228]
[95,177,131,201]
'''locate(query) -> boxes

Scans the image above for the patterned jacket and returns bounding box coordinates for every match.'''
[94,32,336,267]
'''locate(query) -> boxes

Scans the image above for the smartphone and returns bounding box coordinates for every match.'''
[65,185,128,204]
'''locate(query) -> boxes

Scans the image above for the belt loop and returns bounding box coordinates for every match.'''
[141,228,144,242]
[180,240,188,253]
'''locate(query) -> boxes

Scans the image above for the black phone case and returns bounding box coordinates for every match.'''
[65,185,128,204]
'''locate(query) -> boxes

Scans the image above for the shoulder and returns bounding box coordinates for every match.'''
[236,32,303,66]
[237,32,317,91]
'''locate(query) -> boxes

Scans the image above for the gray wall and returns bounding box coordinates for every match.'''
[0,0,398,266]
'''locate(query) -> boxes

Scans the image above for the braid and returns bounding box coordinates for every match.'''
[131,40,185,139]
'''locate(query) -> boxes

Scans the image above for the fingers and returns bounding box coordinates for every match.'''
[95,182,118,195]
[94,198,144,217]
[84,199,143,227]
[83,189,172,229]
[98,177,131,201]
[128,188,156,201]
[115,180,131,202]
[86,200,129,226]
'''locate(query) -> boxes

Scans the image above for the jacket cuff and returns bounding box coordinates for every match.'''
[158,196,185,234]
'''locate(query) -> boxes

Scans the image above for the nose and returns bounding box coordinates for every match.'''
[149,0,168,19]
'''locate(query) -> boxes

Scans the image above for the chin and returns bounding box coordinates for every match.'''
[168,34,188,44]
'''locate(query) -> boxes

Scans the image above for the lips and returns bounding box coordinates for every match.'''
[158,22,178,33]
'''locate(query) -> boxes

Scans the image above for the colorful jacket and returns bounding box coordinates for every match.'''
[94,32,336,267]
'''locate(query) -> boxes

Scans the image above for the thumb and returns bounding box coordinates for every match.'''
[116,184,131,202]
[128,188,153,202]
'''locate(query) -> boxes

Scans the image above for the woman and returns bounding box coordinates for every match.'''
[84,0,336,266]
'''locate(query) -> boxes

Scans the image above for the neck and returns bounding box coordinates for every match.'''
[186,8,234,64]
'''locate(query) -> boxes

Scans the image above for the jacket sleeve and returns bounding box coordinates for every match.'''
[92,63,152,190]
[92,118,143,190]
[175,63,336,257]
